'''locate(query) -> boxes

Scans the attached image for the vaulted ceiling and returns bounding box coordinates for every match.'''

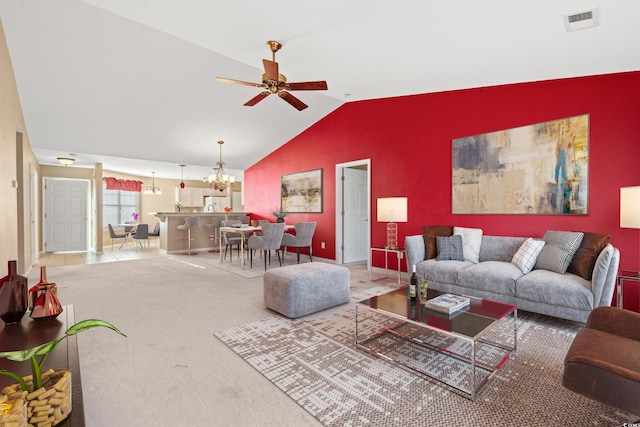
[1,0,638,181]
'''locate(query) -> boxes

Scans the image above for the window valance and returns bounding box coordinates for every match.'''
[103,177,143,192]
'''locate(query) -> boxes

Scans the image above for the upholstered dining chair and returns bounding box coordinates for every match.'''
[107,224,126,250]
[205,218,222,252]
[221,220,244,261]
[133,223,149,249]
[148,222,160,246]
[281,222,317,264]
[247,222,286,270]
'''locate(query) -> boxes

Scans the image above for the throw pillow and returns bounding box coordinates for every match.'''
[421,226,453,260]
[512,238,546,274]
[567,232,610,280]
[436,235,465,261]
[534,231,584,274]
[453,226,483,263]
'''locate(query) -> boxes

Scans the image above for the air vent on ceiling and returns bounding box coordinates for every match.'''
[564,8,599,32]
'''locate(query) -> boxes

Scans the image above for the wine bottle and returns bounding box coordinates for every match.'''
[409,264,418,301]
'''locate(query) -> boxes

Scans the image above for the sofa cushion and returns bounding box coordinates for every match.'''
[421,225,453,260]
[478,236,527,262]
[454,226,483,263]
[417,258,471,284]
[567,232,610,280]
[517,269,593,311]
[535,231,584,274]
[457,261,522,296]
[436,235,464,261]
[512,238,545,274]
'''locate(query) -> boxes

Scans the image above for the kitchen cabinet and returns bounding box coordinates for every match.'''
[175,187,205,206]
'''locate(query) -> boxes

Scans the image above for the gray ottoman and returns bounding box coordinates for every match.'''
[263,262,350,318]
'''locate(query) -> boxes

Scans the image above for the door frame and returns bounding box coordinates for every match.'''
[335,159,371,264]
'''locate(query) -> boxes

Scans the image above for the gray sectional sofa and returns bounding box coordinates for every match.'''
[405,233,620,323]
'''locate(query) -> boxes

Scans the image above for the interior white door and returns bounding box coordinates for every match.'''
[342,167,368,263]
[44,179,88,252]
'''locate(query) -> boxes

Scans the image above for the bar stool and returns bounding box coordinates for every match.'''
[177,216,200,255]
[206,218,222,252]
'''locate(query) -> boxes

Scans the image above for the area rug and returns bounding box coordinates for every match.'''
[215,308,628,426]
[202,253,315,279]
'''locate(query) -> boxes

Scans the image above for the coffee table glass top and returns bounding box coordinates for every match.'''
[358,285,516,339]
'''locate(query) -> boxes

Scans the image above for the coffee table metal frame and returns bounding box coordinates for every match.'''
[354,286,517,400]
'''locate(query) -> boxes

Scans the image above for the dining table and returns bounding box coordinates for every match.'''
[219,224,294,266]
[117,223,138,249]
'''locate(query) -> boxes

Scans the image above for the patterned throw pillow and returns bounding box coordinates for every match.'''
[512,238,545,274]
[534,231,584,274]
[435,235,465,261]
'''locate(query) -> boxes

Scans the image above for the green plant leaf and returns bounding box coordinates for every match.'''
[63,319,127,338]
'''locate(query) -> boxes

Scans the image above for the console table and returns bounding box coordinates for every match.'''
[0,305,85,427]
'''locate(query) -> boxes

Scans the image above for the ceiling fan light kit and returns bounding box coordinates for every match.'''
[216,40,328,111]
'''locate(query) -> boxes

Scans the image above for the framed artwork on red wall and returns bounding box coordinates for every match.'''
[281,168,323,213]
[452,114,589,215]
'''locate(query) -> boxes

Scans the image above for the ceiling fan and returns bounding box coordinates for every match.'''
[216,41,328,111]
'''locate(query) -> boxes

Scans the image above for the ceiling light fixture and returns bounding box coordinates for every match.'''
[179,164,186,188]
[57,157,75,166]
[144,172,162,195]
[207,141,234,192]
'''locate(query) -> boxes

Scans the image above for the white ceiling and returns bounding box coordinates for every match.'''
[1,0,639,181]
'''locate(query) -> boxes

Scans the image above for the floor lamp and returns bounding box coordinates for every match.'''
[377,197,408,250]
[621,186,640,274]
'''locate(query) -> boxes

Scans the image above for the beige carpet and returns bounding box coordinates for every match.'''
[25,255,386,427]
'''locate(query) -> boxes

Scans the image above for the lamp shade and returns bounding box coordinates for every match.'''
[377,197,408,222]
[621,186,640,229]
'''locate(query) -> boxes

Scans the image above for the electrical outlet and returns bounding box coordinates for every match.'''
[321,242,325,249]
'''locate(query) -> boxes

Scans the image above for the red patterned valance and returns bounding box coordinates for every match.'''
[103,177,143,192]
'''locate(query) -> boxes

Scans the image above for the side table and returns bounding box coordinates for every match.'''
[370,247,405,285]
[618,270,640,309]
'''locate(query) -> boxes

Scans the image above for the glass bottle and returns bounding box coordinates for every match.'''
[409,265,418,301]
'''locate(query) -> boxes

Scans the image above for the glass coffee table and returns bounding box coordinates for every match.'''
[355,286,517,400]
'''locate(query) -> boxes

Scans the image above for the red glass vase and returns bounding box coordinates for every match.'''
[29,266,63,320]
[0,260,28,325]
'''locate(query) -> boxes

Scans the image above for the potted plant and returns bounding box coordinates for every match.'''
[0,319,125,426]
[271,207,288,223]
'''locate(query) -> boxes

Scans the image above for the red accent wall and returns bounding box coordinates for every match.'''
[245,72,640,306]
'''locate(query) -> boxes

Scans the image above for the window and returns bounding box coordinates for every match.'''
[103,189,139,227]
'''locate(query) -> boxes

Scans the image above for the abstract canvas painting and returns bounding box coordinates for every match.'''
[281,168,323,213]
[452,114,589,214]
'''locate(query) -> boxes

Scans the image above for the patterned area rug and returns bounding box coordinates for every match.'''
[216,306,628,426]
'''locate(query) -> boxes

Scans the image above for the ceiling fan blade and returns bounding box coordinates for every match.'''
[278,91,308,111]
[244,91,270,106]
[285,81,328,91]
[216,77,264,88]
[262,59,279,82]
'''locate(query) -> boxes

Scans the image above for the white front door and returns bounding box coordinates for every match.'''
[341,166,369,264]
[44,178,89,252]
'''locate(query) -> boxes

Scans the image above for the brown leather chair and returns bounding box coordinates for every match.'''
[562,306,640,415]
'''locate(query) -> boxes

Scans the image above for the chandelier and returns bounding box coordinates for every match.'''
[207,141,234,192]
[144,172,162,195]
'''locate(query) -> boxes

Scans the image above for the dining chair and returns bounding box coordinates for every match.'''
[133,223,149,249]
[107,224,127,250]
[281,222,317,263]
[221,220,243,261]
[205,218,222,252]
[247,222,286,270]
[148,222,160,246]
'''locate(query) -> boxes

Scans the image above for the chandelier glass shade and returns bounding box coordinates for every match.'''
[144,172,162,195]
[207,141,235,191]
[179,164,186,189]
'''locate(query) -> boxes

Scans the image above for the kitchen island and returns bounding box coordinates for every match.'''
[152,212,249,254]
